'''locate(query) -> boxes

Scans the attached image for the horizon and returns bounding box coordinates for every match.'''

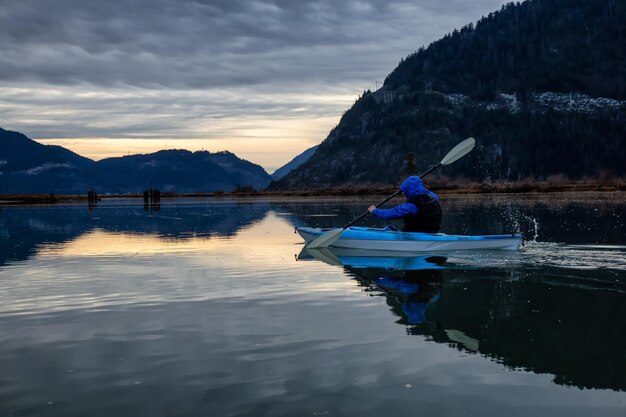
[0,0,509,173]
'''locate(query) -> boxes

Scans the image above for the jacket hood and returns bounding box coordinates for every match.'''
[400,176,427,198]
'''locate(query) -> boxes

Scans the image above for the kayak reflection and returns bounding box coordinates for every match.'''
[298,246,626,392]
[300,247,466,337]
[299,246,451,270]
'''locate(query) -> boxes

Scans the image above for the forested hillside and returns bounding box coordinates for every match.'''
[387,0,625,100]
[272,0,626,189]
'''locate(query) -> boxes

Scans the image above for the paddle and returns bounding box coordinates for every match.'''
[299,247,343,267]
[306,137,476,249]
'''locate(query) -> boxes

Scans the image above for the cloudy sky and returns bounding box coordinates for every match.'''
[0,0,508,172]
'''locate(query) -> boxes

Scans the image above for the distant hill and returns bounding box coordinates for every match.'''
[0,127,93,194]
[92,150,271,194]
[272,0,626,190]
[0,128,271,194]
[271,145,318,180]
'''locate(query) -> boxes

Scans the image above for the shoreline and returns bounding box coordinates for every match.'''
[1,181,625,205]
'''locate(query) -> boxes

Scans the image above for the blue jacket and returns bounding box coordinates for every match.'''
[371,176,439,220]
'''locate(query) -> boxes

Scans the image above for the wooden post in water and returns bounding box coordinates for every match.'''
[144,186,161,212]
[87,189,98,211]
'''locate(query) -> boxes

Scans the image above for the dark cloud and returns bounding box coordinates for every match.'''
[0,0,507,88]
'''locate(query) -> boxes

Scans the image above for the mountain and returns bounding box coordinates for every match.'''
[272,0,626,189]
[271,145,319,180]
[91,150,271,193]
[0,127,92,171]
[0,127,93,194]
[0,128,271,194]
[386,0,625,100]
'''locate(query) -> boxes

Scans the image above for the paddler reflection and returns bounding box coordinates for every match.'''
[298,246,626,391]
[298,248,480,353]
[298,247,447,325]
[376,260,444,325]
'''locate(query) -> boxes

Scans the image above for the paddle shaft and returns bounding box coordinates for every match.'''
[341,162,442,229]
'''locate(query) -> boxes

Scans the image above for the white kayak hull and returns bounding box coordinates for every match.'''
[296,226,523,252]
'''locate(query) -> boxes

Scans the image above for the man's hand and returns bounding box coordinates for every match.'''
[368,205,376,213]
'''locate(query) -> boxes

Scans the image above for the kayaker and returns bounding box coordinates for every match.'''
[367,175,442,233]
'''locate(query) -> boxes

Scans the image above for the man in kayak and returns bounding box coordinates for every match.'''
[368,175,442,233]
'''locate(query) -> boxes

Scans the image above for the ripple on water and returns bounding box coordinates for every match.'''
[522,241,626,272]
[443,242,626,273]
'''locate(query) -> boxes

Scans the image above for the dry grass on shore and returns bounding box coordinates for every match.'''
[253,176,626,196]
[1,177,624,204]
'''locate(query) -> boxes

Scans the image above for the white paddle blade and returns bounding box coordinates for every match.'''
[306,228,344,249]
[441,137,475,165]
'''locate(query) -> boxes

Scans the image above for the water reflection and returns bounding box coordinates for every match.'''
[301,245,626,392]
[375,262,445,326]
[2,194,625,266]
[0,199,270,265]
[0,195,624,415]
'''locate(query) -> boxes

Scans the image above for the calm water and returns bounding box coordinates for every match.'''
[0,194,625,416]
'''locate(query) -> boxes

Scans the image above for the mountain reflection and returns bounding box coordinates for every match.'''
[1,197,624,393]
[0,200,270,264]
[301,247,626,392]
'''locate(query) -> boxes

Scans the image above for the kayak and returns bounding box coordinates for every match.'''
[296,226,523,252]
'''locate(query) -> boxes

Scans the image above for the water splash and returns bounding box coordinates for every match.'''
[504,203,540,242]
[531,218,539,242]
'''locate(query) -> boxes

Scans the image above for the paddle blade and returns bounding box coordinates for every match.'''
[441,137,475,165]
[305,248,343,267]
[306,228,344,249]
